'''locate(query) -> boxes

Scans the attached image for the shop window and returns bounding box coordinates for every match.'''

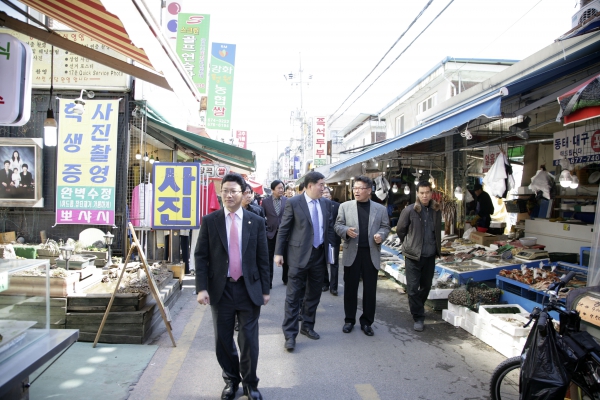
[395,115,404,136]
[418,93,437,114]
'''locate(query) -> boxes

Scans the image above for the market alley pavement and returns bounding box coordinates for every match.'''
[128,269,506,400]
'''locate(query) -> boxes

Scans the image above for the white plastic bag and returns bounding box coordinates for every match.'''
[463,227,476,240]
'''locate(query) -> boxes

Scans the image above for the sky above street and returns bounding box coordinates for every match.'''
[179,0,577,180]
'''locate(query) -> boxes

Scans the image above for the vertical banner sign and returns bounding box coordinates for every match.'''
[152,162,200,229]
[176,14,210,93]
[313,116,327,167]
[293,156,300,179]
[56,99,119,225]
[236,130,247,148]
[206,43,236,131]
[482,143,508,173]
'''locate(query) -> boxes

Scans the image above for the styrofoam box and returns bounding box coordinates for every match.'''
[428,288,453,300]
[490,314,531,337]
[462,319,476,335]
[442,309,453,320]
[478,304,529,322]
[448,303,469,317]
[464,308,480,326]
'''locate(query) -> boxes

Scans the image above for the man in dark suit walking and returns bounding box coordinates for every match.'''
[275,171,334,351]
[261,180,288,286]
[322,187,341,295]
[195,173,270,400]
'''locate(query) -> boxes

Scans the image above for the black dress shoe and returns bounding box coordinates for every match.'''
[221,381,239,400]
[343,323,354,333]
[284,337,295,351]
[330,289,338,296]
[361,324,374,336]
[243,385,263,400]
[300,328,320,340]
[322,285,329,292]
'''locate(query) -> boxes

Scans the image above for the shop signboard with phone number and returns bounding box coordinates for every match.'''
[552,126,600,166]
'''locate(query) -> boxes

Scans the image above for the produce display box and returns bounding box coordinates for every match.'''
[470,232,497,246]
[0,231,16,244]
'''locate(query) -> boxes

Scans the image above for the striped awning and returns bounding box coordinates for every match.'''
[19,0,154,71]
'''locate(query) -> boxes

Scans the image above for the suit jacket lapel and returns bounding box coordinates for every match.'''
[215,209,228,252]
[368,200,376,237]
[299,196,313,226]
[279,196,287,216]
[241,209,251,256]
[319,198,328,236]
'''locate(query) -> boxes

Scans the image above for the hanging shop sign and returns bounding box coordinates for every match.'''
[313,116,327,167]
[236,130,247,149]
[200,163,229,178]
[55,99,119,225]
[206,43,236,131]
[175,13,210,94]
[552,125,600,165]
[0,29,128,90]
[483,144,508,173]
[152,162,200,229]
[293,156,300,179]
[0,33,32,126]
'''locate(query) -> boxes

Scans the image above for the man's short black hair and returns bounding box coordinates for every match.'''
[354,175,372,189]
[304,171,325,186]
[298,183,304,192]
[416,180,432,191]
[271,180,284,190]
[221,173,245,191]
[474,183,483,191]
[22,164,28,169]
[244,182,254,193]
[3,160,9,165]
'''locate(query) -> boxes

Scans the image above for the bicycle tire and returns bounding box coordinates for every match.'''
[490,356,521,400]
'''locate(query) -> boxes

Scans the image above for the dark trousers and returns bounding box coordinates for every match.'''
[268,236,288,285]
[211,279,261,387]
[344,249,378,326]
[282,246,324,338]
[180,234,190,273]
[404,255,436,322]
[323,245,340,290]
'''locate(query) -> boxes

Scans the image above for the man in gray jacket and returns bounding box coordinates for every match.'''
[335,176,390,336]
[396,180,441,332]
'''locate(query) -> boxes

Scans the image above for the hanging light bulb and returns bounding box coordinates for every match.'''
[143,152,149,162]
[392,183,398,193]
[44,109,58,147]
[155,156,160,163]
[149,154,155,164]
[569,175,579,189]
[454,186,463,200]
[559,170,572,188]
[346,181,349,185]
[404,185,410,195]
[135,149,141,160]
[559,157,569,170]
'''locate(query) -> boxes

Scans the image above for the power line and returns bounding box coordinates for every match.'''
[329,0,435,121]
[330,0,456,127]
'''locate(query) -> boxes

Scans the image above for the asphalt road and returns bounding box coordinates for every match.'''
[128,268,506,400]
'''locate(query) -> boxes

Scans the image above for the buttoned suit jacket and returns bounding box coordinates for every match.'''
[261,195,287,240]
[275,195,335,269]
[194,208,270,306]
[334,200,391,269]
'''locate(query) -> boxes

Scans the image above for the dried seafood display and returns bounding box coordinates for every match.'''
[499,265,587,292]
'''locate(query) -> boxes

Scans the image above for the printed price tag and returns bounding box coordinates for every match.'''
[0,271,9,292]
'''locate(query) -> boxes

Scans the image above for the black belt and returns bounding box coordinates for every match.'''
[228,276,244,283]
[313,243,324,250]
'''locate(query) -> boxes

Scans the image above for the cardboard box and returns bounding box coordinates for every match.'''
[470,231,497,246]
[0,231,16,244]
[514,212,530,224]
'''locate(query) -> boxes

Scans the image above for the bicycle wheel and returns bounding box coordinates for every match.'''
[490,356,521,400]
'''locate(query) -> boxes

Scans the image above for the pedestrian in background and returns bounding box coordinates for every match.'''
[243,183,266,220]
[285,184,295,198]
[322,186,341,296]
[261,180,287,287]
[195,173,270,400]
[275,171,335,351]
[396,180,441,332]
[334,176,390,336]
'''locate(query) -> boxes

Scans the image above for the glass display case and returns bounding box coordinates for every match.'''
[0,259,50,365]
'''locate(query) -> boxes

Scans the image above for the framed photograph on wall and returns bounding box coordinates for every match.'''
[0,138,44,207]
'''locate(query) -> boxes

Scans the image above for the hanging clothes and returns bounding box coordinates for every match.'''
[483,152,514,198]
[374,175,390,201]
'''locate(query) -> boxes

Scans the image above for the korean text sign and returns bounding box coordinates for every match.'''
[152,163,200,229]
[56,99,119,225]
[553,126,600,166]
[175,14,210,94]
[313,116,327,167]
[206,43,236,131]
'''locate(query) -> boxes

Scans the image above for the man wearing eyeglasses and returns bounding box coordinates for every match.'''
[275,171,335,351]
[334,176,390,336]
[195,173,270,400]
[396,180,442,332]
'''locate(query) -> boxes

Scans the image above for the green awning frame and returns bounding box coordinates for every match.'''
[143,111,256,172]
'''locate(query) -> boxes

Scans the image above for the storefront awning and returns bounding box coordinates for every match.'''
[331,91,504,173]
[247,179,264,195]
[146,115,256,172]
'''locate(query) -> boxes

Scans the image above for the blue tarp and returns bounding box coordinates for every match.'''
[331,94,502,172]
